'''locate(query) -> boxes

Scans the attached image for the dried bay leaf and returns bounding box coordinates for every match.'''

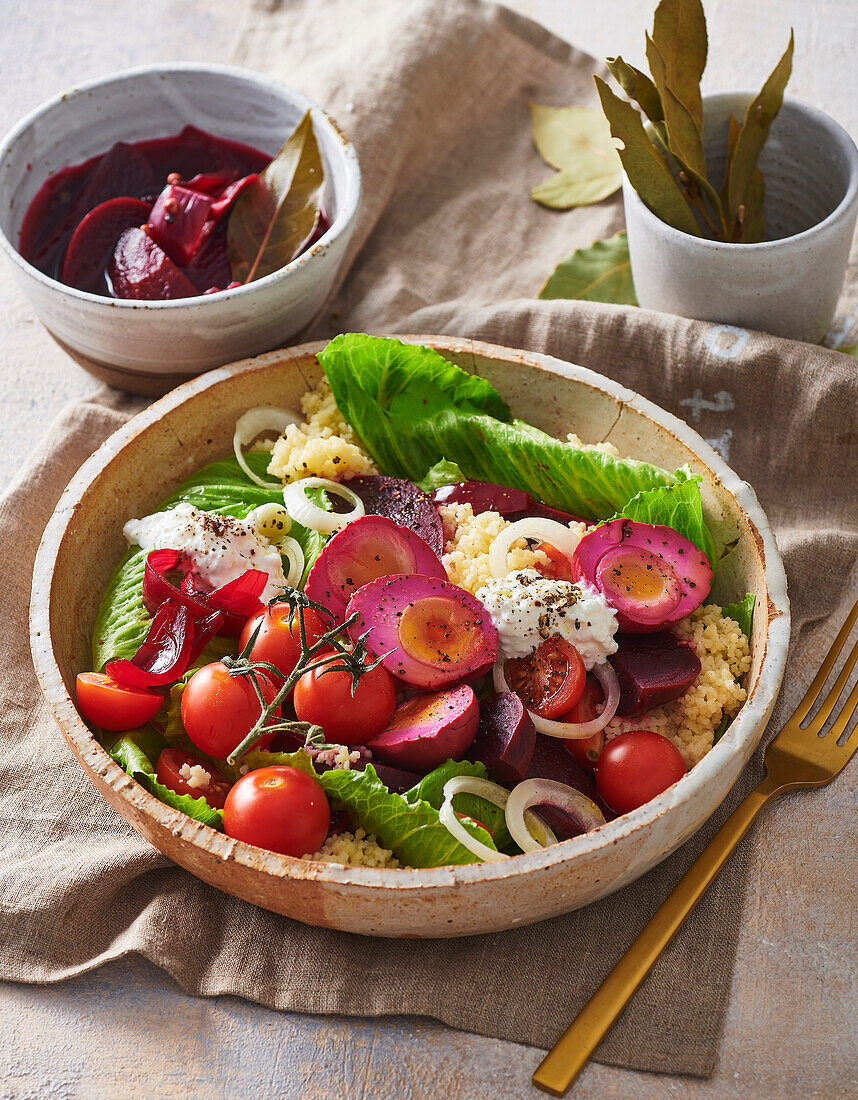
[645,33,706,179]
[530,104,622,209]
[538,231,638,305]
[606,56,664,127]
[651,0,708,129]
[594,77,701,236]
[228,111,324,284]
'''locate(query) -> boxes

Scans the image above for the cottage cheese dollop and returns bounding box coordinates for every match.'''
[476,569,619,667]
[123,502,286,600]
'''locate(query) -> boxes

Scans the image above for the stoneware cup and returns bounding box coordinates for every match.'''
[0,64,361,394]
[623,94,858,343]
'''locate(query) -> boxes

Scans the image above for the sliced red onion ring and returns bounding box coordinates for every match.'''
[505,778,605,853]
[187,610,225,665]
[107,601,193,688]
[493,659,620,738]
[206,569,268,635]
[142,549,212,619]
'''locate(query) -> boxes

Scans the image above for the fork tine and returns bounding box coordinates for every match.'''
[828,676,858,751]
[805,633,858,735]
[790,599,858,727]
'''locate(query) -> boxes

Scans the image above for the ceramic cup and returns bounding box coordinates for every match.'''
[0,64,361,394]
[623,94,858,343]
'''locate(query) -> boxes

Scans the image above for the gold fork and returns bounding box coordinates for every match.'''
[533,599,858,1096]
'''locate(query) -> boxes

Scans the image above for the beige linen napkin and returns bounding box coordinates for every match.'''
[1,0,856,1078]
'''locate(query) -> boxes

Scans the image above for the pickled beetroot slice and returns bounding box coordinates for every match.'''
[607,631,702,718]
[573,518,712,632]
[305,515,446,622]
[524,732,613,835]
[470,692,536,785]
[60,197,152,294]
[209,174,259,222]
[148,184,214,267]
[432,480,530,517]
[346,574,498,689]
[367,685,479,771]
[184,232,232,292]
[108,228,199,300]
[344,476,444,557]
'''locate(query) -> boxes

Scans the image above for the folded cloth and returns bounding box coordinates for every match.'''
[0,0,855,1079]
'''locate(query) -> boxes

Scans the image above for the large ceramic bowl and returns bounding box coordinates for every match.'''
[30,336,790,938]
[0,64,361,395]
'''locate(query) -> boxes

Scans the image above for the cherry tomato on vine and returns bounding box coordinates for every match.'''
[155,747,232,809]
[561,674,606,770]
[222,765,330,857]
[239,603,328,685]
[504,637,586,719]
[293,650,396,745]
[75,672,163,731]
[181,662,279,760]
[595,730,687,815]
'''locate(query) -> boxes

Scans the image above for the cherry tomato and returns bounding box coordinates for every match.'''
[293,650,396,745]
[561,674,606,770]
[534,540,575,581]
[239,604,328,685]
[595,730,687,815]
[223,765,330,856]
[155,747,232,809]
[504,637,586,719]
[181,662,279,760]
[76,672,163,731]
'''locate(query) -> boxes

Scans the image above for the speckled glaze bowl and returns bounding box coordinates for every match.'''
[624,94,858,343]
[0,64,360,395]
[30,336,790,938]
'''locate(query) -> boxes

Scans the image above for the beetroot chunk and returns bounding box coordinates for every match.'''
[346,574,498,689]
[607,632,702,718]
[108,228,199,300]
[367,685,479,771]
[525,732,613,836]
[573,518,712,632]
[470,692,536,785]
[60,197,152,294]
[344,476,444,556]
[305,515,446,622]
[148,184,214,267]
[432,480,530,517]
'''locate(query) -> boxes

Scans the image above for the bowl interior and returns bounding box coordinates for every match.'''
[0,65,353,253]
[31,338,788,936]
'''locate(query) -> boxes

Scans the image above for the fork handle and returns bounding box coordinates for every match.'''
[532,776,781,1096]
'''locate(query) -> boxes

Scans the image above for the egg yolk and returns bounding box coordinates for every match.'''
[398,596,483,669]
[595,546,682,623]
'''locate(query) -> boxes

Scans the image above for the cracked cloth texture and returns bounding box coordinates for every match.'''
[1,0,856,1079]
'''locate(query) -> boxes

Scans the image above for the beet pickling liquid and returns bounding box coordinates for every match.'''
[17,125,323,300]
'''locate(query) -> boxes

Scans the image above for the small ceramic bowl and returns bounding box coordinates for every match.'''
[29,336,790,938]
[0,64,361,394]
[623,94,858,343]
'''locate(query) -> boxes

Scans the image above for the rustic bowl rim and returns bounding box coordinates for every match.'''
[29,335,790,896]
[0,61,361,309]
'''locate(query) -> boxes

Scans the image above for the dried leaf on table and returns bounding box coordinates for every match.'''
[538,231,638,305]
[594,77,701,236]
[724,31,794,241]
[529,104,622,208]
[227,111,324,284]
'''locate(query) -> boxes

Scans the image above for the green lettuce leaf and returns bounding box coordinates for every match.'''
[404,759,513,851]
[319,334,683,521]
[722,593,755,640]
[415,459,465,494]
[102,727,224,830]
[320,764,497,867]
[608,470,718,572]
[92,548,149,670]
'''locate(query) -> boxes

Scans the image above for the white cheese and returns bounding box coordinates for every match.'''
[476,569,619,668]
[123,502,286,601]
[178,762,211,790]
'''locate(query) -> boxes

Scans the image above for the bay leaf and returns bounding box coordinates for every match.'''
[646,32,707,180]
[538,231,638,305]
[725,31,794,236]
[651,0,708,129]
[606,56,664,127]
[720,113,741,208]
[594,76,701,236]
[738,167,766,243]
[227,111,324,284]
[837,346,858,357]
[529,103,622,209]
